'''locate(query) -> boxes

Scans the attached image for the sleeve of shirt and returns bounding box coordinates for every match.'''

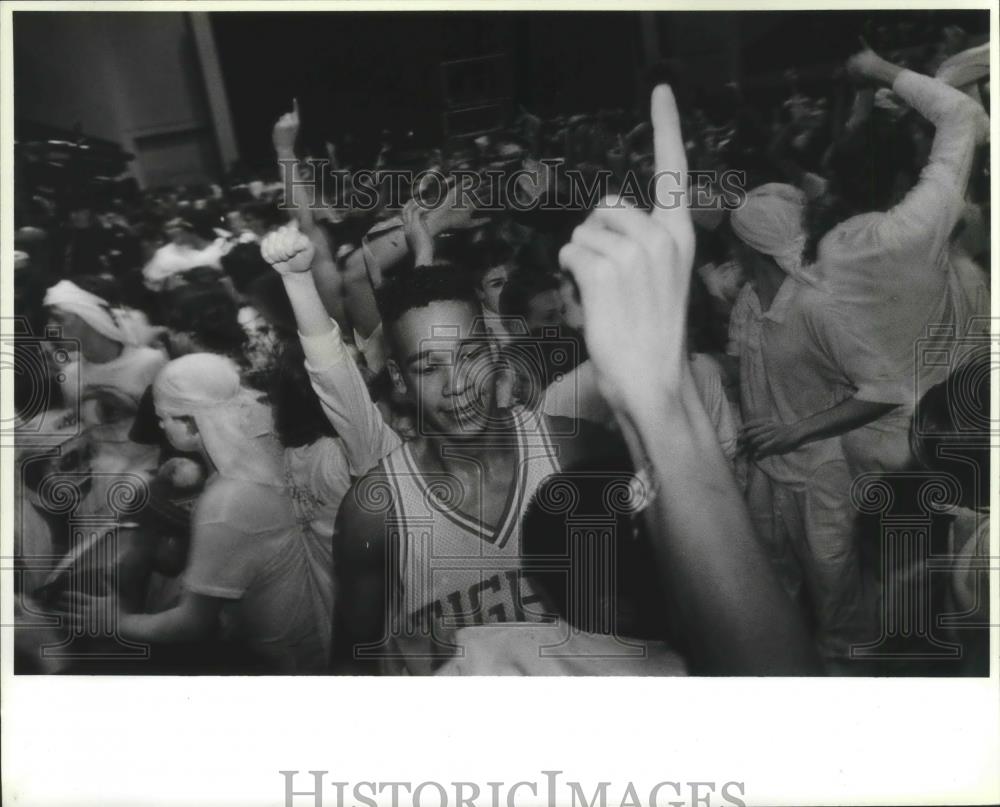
[726,289,749,358]
[808,303,909,405]
[299,322,402,476]
[690,356,738,464]
[354,324,387,375]
[880,70,989,260]
[315,439,353,508]
[183,520,257,599]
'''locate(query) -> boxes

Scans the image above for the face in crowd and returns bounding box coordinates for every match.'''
[386,299,501,438]
[474,264,509,315]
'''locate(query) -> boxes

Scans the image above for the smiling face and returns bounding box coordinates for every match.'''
[387,300,500,437]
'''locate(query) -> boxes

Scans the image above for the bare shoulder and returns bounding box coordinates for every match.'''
[335,465,396,564]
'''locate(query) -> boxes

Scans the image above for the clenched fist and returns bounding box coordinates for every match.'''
[261,223,315,275]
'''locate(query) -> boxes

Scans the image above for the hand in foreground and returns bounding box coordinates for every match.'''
[272,98,300,155]
[261,222,316,275]
[739,418,804,459]
[558,85,695,417]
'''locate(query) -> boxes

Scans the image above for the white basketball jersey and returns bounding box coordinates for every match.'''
[381,408,561,635]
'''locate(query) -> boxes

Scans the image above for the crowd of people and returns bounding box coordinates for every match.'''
[12,25,992,676]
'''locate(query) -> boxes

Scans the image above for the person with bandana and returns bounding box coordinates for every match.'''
[69,353,334,673]
[730,184,902,665]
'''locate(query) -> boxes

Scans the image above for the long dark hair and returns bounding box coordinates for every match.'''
[269,339,338,448]
[162,282,247,357]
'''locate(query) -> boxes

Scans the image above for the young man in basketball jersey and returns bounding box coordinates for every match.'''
[262,225,613,674]
[339,265,616,673]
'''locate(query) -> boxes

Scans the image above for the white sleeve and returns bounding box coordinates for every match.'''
[880,70,990,262]
[353,324,387,374]
[690,355,738,465]
[299,324,402,476]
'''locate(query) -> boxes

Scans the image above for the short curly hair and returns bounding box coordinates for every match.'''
[374,263,479,333]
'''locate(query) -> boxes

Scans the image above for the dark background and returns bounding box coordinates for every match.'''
[211,9,989,169]
[13,9,989,184]
[210,12,642,165]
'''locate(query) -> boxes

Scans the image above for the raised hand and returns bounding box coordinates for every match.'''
[844,39,900,87]
[261,222,316,275]
[402,197,435,266]
[426,175,487,232]
[558,85,695,417]
[272,98,300,155]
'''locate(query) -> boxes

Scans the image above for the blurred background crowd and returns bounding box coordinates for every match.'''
[10,10,992,676]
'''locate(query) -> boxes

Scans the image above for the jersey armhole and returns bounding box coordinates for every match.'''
[380,453,409,595]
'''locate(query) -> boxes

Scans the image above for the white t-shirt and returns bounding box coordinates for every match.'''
[727,278,904,486]
[814,70,989,472]
[283,436,353,542]
[184,476,334,673]
[142,239,230,291]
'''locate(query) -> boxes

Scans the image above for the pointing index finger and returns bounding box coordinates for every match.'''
[650,84,689,227]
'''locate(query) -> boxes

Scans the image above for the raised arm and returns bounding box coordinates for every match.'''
[333,180,487,338]
[261,225,402,475]
[559,85,821,675]
[273,99,316,233]
[272,101,351,330]
[848,48,989,252]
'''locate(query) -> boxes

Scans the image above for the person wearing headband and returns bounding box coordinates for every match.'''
[73,352,333,673]
[729,183,901,665]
